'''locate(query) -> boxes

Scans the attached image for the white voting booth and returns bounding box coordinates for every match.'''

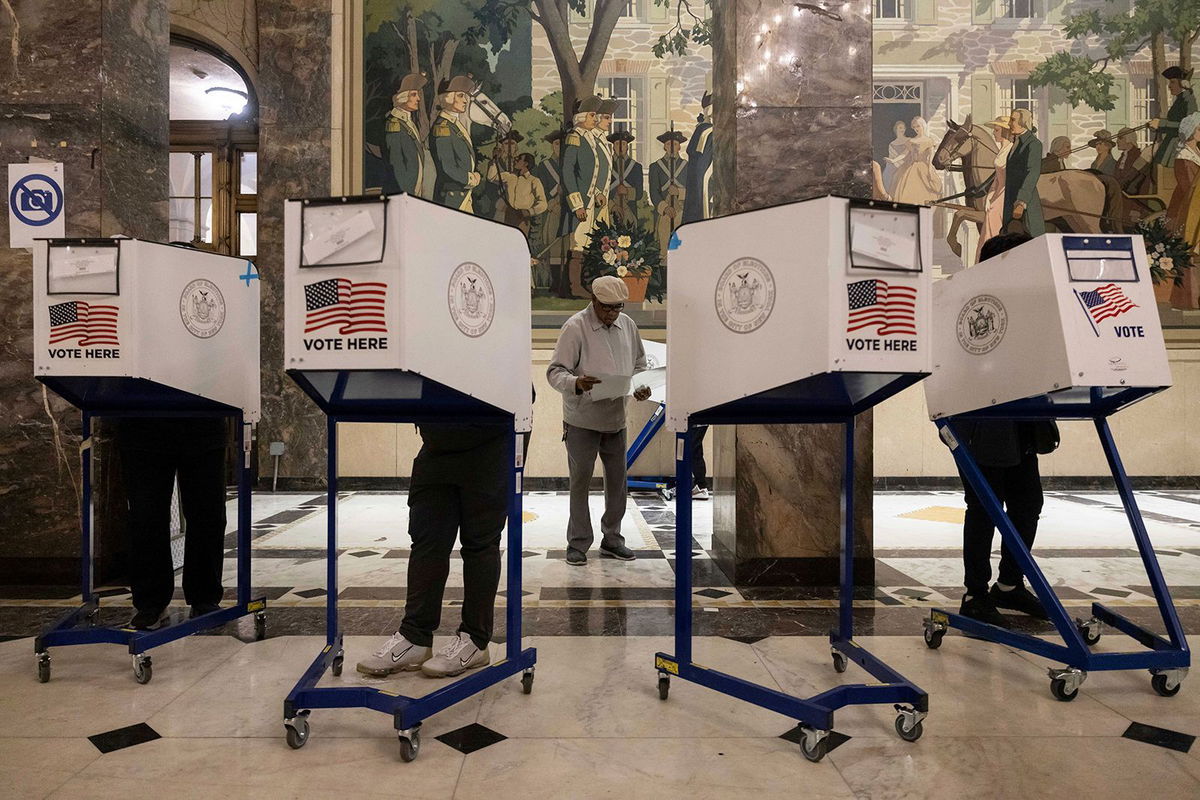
[655,197,934,758]
[925,234,1171,418]
[30,237,265,685]
[919,233,1188,704]
[668,195,933,428]
[280,193,537,761]
[283,194,531,429]
[32,238,261,419]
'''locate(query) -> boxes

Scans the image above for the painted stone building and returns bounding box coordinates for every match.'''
[529,0,711,174]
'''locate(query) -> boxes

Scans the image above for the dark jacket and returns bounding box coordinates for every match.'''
[1154,89,1198,167]
[1004,130,1045,237]
[950,419,1060,469]
[116,418,229,454]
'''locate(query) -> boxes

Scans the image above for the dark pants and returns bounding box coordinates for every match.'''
[565,423,628,552]
[692,426,709,490]
[399,440,508,651]
[960,453,1044,598]
[119,445,226,613]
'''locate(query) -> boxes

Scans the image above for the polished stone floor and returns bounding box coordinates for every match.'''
[0,490,1197,797]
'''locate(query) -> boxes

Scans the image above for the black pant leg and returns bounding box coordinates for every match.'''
[456,456,507,650]
[960,463,1009,598]
[996,454,1044,588]
[399,483,461,647]
[119,447,179,613]
[175,446,228,607]
[692,426,709,490]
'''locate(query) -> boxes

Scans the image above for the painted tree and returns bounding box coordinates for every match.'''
[1029,0,1200,113]
[650,0,711,58]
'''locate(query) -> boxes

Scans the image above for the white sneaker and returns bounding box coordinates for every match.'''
[692,485,711,500]
[355,632,432,677]
[420,632,490,678]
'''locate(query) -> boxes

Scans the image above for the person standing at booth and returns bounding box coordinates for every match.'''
[430,75,481,213]
[952,232,1060,628]
[117,417,228,629]
[547,275,651,566]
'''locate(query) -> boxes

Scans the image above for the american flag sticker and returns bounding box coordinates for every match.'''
[847,279,917,336]
[48,301,119,346]
[1078,284,1137,326]
[304,278,388,335]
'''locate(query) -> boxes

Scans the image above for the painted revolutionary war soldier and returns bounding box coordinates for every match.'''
[592,98,616,227]
[650,130,687,258]
[385,73,428,196]
[682,91,713,223]
[494,152,548,237]
[561,95,604,298]
[1150,66,1197,169]
[533,129,565,293]
[607,130,643,226]
[482,130,524,221]
[430,75,481,212]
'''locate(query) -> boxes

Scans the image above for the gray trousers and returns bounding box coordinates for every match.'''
[565,423,628,552]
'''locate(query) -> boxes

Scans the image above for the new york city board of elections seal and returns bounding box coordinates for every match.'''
[448,262,495,338]
[179,279,226,339]
[715,257,775,334]
[956,294,1007,355]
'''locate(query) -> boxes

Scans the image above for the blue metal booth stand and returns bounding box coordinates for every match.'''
[32,237,266,685]
[925,388,1190,700]
[281,371,536,761]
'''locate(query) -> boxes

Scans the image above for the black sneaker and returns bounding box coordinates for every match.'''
[599,543,637,561]
[128,607,167,630]
[566,548,587,566]
[958,595,1009,629]
[990,584,1049,620]
[190,602,221,619]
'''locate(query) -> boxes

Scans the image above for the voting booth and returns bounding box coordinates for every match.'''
[626,339,674,499]
[281,194,535,762]
[655,196,933,762]
[921,234,1188,702]
[31,238,265,685]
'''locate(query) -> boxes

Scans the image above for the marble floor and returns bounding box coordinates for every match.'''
[0,490,1197,797]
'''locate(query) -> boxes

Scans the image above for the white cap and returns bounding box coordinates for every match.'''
[591,275,629,304]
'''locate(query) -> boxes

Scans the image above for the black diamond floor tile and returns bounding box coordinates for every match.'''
[435,722,507,754]
[780,726,851,753]
[694,588,733,599]
[724,634,768,645]
[348,550,377,558]
[292,588,327,599]
[1122,721,1195,753]
[88,722,161,754]
[1091,587,1132,598]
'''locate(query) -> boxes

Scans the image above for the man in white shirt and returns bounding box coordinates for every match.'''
[547,276,651,565]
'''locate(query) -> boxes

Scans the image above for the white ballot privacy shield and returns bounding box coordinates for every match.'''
[924,233,1171,419]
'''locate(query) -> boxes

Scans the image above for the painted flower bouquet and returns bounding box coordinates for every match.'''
[582,219,663,302]
[1134,216,1192,287]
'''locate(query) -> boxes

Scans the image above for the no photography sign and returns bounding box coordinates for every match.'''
[8,162,66,247]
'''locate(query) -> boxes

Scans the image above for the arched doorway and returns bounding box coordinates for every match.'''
[169,35,259,258]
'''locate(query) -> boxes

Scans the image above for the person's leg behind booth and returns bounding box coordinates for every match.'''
[597,427,636,561]
[989,451,1048,619]
[356,481,458,676]
[958,463,1011,628]
[691,425,710,499]
[565,423,602,564]
[119,444,179,629]
[175,444,228,616]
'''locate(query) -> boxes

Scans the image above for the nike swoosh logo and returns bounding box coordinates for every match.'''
[391,646,413,662]
[460,657,472,666]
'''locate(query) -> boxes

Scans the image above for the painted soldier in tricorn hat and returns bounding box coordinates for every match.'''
[559,95,604,297]
[1151,66,1197,168]
[606,129,643,226]
[430,75,481,211]
[385,72,428,196]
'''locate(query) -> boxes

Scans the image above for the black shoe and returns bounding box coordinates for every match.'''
[566,548,587,566]
[958,595,1009,629]
[990,584,1049,620]
[128,607,167,630]
[190,602,221,619]
[599,543,637,561]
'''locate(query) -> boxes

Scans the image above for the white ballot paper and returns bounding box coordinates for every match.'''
[849,207,920,270]
[587,373,632,401]
[48,247,119,294]
[302,208,378,265]
[633,367,667,402]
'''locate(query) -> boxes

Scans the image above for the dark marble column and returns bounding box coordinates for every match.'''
[0,1,169,584]
[254,1,330,486]
[710,1,875,586]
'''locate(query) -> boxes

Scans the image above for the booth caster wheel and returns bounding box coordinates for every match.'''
[521,668,535,694]
[1076,617,1102,646]
[1151,668,1187,697]
[657,675,670,701]
[831,650,848,674]
[797,727,829,763]
[132,655,153,685]
[1048,668,1086,702]
[659,487,675,503]
[36,653,50,683]
[923,616,947,650]
[254,612,267,642]
[398,728,421,762]
[284,712,310,750]
[894,706,926,743]
[331,650,344,677]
